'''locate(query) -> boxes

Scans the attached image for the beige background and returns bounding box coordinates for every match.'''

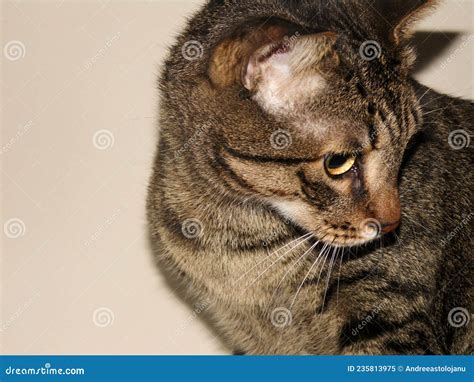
[1,0,473,355]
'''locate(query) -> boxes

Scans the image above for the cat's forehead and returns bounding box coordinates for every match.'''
[249,54,371,144]
[251,68,327,117]
[226,25,422,161]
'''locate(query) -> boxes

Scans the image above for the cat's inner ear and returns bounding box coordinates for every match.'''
[373,0,438,44]
[208,24,291,89]
[208,23,338,90]
[242,32,338,92]
[241,32,338,115]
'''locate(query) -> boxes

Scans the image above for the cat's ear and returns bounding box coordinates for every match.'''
[208,24,290,88]
[242,32,338,92]
[373,0,439,44]
[208,24,338,89]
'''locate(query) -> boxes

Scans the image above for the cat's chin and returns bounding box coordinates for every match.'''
[315,235,381,248]
[291,224,384,249]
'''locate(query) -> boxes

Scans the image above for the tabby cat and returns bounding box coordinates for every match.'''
[147,0,473,354]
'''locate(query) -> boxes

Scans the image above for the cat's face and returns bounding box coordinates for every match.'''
[210,27,421,247]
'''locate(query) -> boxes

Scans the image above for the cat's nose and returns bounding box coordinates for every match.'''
[368,187,401,231]
[381,220,400,233]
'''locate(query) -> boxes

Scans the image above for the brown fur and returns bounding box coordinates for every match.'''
[209,25,290,88]
[148,0,473,354]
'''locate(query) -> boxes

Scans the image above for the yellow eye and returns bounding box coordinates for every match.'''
[324,154,356,176]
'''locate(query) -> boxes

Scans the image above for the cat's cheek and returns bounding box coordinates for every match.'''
[269,199,321,232]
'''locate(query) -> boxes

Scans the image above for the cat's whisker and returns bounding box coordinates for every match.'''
[403,214,432,235]
[336,247,345,305]
[320,245,338,314]
[311,246,333,310]
[289,241,331,311]
[242,233,314,288]
[234,232,312,284]
[416,87,432,104]
[421,103,456,117]
[264,235,327,315]
[420,86,474,110]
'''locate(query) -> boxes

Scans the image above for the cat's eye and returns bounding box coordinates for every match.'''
[324,154,356,176]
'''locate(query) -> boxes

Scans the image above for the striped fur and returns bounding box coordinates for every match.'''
[147,0,473,354]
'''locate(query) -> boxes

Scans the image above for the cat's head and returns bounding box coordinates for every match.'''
[205,0,437,247]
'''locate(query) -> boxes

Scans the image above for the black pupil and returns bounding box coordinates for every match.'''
[328,155,348,169]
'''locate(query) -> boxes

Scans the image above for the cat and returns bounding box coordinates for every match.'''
[147,0,473,354]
